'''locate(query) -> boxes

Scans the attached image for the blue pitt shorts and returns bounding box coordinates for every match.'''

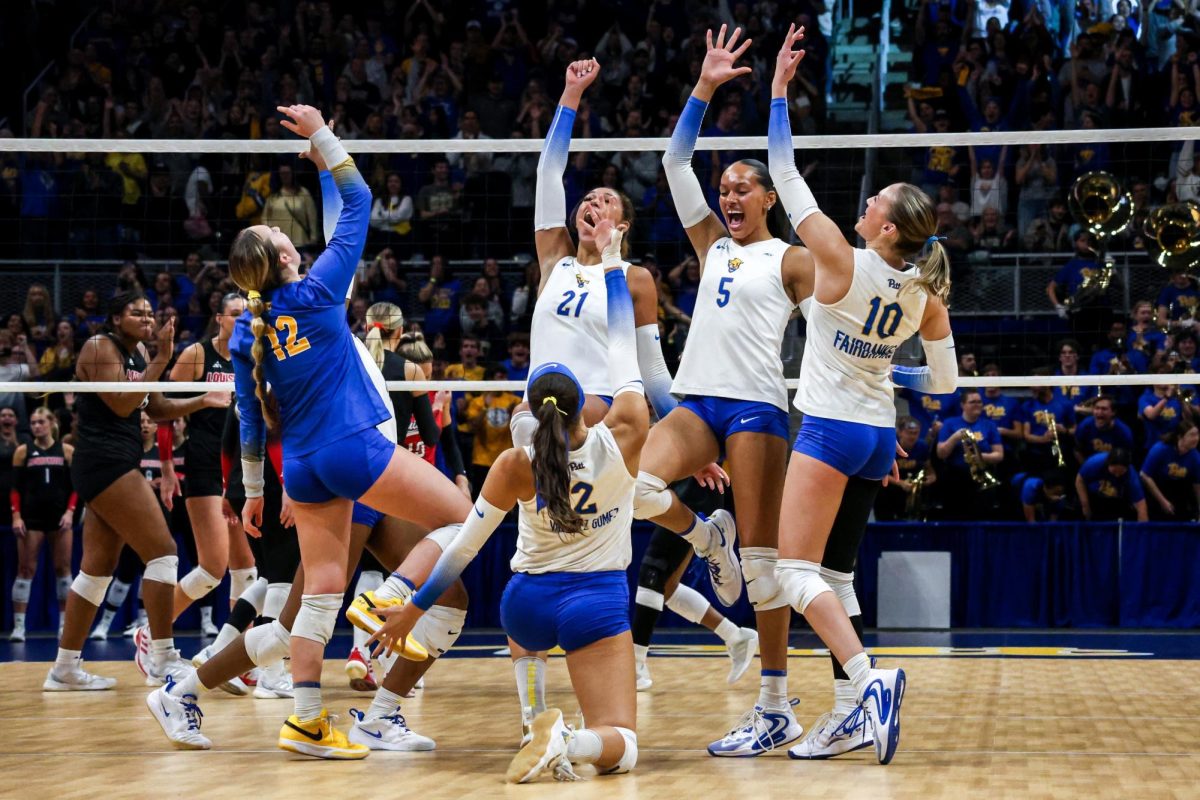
[679,395,790,449]
[351,501,384,529]
[500,570,630,653]
[792,414,896,480]
[283,425,394,504]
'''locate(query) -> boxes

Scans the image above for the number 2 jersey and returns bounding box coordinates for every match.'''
[796,247,928,428]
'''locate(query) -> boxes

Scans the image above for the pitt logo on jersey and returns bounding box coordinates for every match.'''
[727,257,743,273]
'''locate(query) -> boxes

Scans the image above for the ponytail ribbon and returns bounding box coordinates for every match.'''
[542,396,568,417]
[247,290,261,300]
[371,321,387,330]
[926,235,947,248]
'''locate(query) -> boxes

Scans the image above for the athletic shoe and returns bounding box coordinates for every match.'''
[122,618,142,638]
[278,709,369,760]
[520,705,535,747]
[89,613,112,640]
[9,625,25,642]
[697,510,742,607]
[725,627,759,685]
[348,707,435,751]
[199,608,219,637]
[254,660,294,699]
[635,656,653,692]
[344,591,428,661]
[145,649,195,688]
[190,644,250,696]
[146,677,210,750]
[707,700,804,757]
[133,625,150,677]
[506,708,578,783]
[345,647,377,692]
[240,669,259,688]
[861,668,906,765]
[787,707,873,760]
[42,662,117,691]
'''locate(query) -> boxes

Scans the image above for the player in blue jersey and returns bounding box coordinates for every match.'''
[222,105,471,760]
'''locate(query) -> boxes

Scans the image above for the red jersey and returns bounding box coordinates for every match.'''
[404,392,441,464]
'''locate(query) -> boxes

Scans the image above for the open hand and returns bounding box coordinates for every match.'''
[276,104,327,138]
[693,462,730,493]
[366,601,423,658]
[699,25,753,90]
[773,23,807,91]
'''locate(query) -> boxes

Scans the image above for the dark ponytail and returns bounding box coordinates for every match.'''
[734,158,792,241]
[527,372,584,535]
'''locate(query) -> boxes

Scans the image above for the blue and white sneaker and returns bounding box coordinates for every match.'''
[698,510,742,607]
[146,676,210,750]
[861,668,906,765]
[787,706,873,759]
[347,707,435,751]
[707,700,803,757]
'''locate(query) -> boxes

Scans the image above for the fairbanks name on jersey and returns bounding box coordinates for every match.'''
[797,247,928,427]
[672,237,795,410]
[512,422,635,574]
[529,257,629,397]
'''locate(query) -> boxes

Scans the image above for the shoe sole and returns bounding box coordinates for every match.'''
[345,603,429,661]
[877,669,906,765]
[707,727,803,758]
[636,679,652,692]
[506,709,564,783]
[345,659,368,680]
[727,630,759,685]
[787,738,874,760]
[254,686,293,699]
[278,738,369,759]
[42,677,115,691]
[349,728,436,752]
[349,677,377,692]
[145,691,211,750]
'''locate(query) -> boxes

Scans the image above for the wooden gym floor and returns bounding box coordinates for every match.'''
[1,641,1197,800]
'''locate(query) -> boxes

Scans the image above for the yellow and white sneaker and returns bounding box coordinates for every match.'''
[344,591,428,662]
[506,708,579,784]
[278,709,369,760]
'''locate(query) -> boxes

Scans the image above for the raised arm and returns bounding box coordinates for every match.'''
[769,25,854,277]
[663,25,749,266]
[534,59,601,283]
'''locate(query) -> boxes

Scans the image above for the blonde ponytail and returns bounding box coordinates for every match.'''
[886,182,952,308]
[912,239,952,308]
[364,301,404,369]
[228,227,283,430]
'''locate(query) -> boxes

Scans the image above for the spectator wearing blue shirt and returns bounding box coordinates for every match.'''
[1155,272,1199,326]
[1074,395,1135,462]
[1138,379,1187,449]
[1046,232,1106,332]
[1076,449,1148,521]
[937,390,1004,519]
[1021,385,1076,472]
[501,332,530,381]
[1139,422,1200,520]
[1129,300,1167,359]
[1015,470,1070,522]
[1052,338,1096,411]
[981,363,1023,479]
[1089,321,1150,410]
[876,416,937,521]
[903,387,960,442]
[417,255,461,343]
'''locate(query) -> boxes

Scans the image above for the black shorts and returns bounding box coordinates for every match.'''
[71,454,139,504]
[184,468,224,499]
[230,492,300,584]
[20,511,68,532]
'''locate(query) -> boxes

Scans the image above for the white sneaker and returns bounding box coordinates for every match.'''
[520,705,535,747]
[348,708,435,751]
[860,668,906,765]
[191,644,251,696]
[697,510,742,606]
[725,627,759,685]
[635,656,653,692]
[146,679,211,750]
[9,625,25,642]
[787,707,873,759]
[145,649,195,688]
[133,625,149,677]
[506,708,578,783]
[89,617,111,640]
[199,608,219,637]
[254,660,294,699]
[43,662,117,691]
[123,614,146,638]
[707,700,804,757]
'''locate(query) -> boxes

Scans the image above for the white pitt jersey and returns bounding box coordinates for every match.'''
[672,237,794,410]
[513,422,635,574]
[529,257,629,397]
[796,247,929,427]
[353,335,397,443]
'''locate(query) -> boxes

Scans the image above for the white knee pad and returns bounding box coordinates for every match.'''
[510,409,537,448]
[601,727,638,774]
[12,577,32,604]
[143,555,179,585]
[777,559,834,614]
[820,566,860,617]
[179,566,219,599]
[424,523,461,552]
[291,593,342,645]
[665,583,709,624]
[244,619,291,666]
[56,575,71,603]
[264,582,290,619]
[229,567,258,600]
[741,547,788,611]
[410,604,466,658]
[634,471,671,520]
[70,572,112,607]
[634,586,664,611]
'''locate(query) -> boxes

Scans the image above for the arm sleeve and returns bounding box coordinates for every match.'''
[440,422,466,477]
[533,105,575,232]
[156,423,174,466]
[9,487,19,513]
[308,131,371,301]
[661,96,713,228]
[891,334,959,395]
[636,324,675,418]
[767,98,820,229]
[232,346,266,497]
[390,388,414,440]
[318,169,342,245]
[266,437,285,483]
[412,393,439,447]
[411,496,508,610]
[605,269,644,399]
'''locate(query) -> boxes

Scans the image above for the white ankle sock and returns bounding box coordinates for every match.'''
[375,573,414,602]
[758,670,788,710]
[714,618,738,643]
[199,607,214,627]
[13,612,26,629]
[679,514,709,548]
[633,644,649,665]
[54,647,81,670]
[364,687,403,722]
[150,638,175,663]
[567,728,604,763]
[294,684,323,721]
[844,652,872,695]
[833,678,858,716]
[169,670,205,698]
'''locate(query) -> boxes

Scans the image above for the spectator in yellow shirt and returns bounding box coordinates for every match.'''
[464,365,521,492]
[261,162,319,248]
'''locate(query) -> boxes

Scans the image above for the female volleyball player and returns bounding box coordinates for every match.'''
[639,26,816,756]
[769,25,956,765]
[9,406,76,641]
[221,105,470,759]
[45,291,228,692]
[369,221,644,783]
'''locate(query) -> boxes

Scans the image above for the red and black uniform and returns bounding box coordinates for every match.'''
[12,440,75,531]
[0,434,23,526]
[183,338,234,498]
[72,333,147,502]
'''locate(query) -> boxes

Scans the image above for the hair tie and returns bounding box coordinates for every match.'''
[542,396,568,417]
[247,290,261,300]
[371,321,387,330]
[926,235,947,248]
